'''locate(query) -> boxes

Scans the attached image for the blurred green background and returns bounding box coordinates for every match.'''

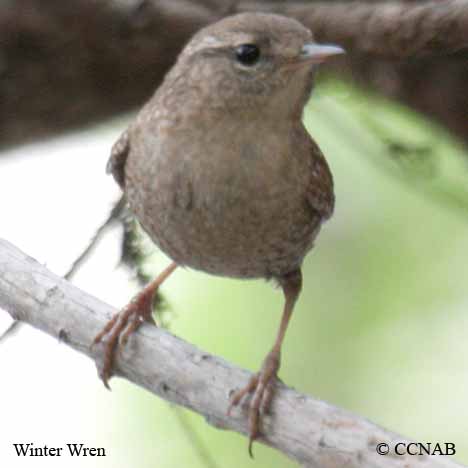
[107,78,468,467]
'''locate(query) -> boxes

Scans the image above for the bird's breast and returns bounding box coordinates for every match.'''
[126,121,319,278]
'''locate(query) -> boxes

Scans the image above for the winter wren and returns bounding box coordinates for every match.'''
[94,12,344,454]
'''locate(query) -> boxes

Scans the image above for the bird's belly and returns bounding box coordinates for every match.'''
[129,169,319,279]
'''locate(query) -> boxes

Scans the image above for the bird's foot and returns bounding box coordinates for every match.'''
[92,288,156,389]
[228,349,281,457]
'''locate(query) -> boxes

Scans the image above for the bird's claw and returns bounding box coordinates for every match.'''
[228,351,281,457]
[92,299,154,388]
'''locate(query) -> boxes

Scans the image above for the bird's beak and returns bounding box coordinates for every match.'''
[298,43,345,64]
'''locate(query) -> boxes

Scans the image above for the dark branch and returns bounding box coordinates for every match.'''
[1,0,468,148]
[238,0,468,57]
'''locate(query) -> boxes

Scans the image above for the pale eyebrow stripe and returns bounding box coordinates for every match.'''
[203,35,223,46]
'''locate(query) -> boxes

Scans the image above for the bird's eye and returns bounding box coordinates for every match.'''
[235,44,260,66]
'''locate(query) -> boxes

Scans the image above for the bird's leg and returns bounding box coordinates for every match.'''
[93,262,177,388]
[228,269,302,456]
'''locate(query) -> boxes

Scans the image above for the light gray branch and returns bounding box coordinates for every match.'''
[0,238,464,468]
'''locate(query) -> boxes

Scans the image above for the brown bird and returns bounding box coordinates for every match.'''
[94,12,344,454]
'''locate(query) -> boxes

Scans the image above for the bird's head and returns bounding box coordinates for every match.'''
[172,13,344,118]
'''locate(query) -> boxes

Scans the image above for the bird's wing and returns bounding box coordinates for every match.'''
[306,136,335,221]
[106,130,130,189]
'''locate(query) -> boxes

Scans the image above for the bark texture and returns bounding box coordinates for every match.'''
[0,237,465,467]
